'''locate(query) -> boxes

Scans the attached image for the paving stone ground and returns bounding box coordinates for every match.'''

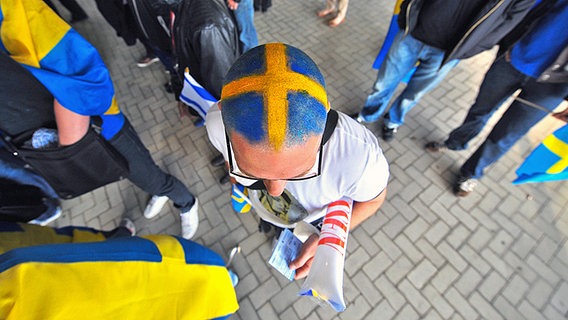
[51,0,568,319]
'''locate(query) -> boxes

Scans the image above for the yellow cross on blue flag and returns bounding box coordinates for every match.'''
[513,124,568,184]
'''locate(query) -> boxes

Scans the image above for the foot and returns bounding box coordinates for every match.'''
[28,206,62,226]
[317,7,335,17]
[137,55,159,68]
[328,16,345,27]
[119,218,136,236]
[144,195,169,219]
[349,112,365,123]
[181,198,199,239]
[425,141,448,152]
[454,176,477,197]
[219,172,231,185]
[382,125,397,142]
[211,154,226,167]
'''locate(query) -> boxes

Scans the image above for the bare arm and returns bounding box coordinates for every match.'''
[289,188,388,279]
[54,99,90,146]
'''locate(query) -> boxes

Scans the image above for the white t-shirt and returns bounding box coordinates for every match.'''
[205,104,389,228]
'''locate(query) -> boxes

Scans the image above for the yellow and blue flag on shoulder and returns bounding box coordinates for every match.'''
[513,124,568,184]
[0,0,124,139]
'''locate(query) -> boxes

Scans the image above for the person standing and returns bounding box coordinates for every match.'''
[425,0,568,196]
[227,0,259,52]
[351,0,536,142]
[0,0,199,239]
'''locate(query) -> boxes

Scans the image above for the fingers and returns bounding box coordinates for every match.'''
[289,233,319,279]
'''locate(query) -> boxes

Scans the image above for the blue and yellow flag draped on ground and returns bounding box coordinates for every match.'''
[514,124,568,184]
[0,223,239,319]
[0,0,124,139]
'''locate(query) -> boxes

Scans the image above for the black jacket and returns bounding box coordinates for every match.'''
[128,0,240,99]
[398,0,536,65]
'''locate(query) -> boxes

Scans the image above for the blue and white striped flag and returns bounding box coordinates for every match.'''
[179,68,217,120]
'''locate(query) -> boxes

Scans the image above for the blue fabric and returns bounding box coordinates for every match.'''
[452,58,568,179]
[233,0,259,52]
[514,124,568,184]
[361,31,457,125]
[510,1,568,78]
[0,237,162,273]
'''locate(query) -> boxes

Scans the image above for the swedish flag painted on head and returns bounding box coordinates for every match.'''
[221,43,329,151]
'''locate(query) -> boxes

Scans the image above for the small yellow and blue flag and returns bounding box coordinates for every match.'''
[513,124,568,184]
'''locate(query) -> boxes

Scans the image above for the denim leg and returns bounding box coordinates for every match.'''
[234,0,259,52]
[461,80,568,179]
[385,49,458,128]
[446,57,526,150]
[109,119,195,212]
[360,32,424,123]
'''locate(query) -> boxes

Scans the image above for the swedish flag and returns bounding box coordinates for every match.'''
[513,124,568,184]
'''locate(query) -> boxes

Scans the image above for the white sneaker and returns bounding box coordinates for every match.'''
[180,198,199,239]
[144,195,169,219]
[29,206,62,226]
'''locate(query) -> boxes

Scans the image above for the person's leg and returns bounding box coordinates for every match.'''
[329,0,348,27]
[460,81,568,180]
[445,57,526,150]
[234,0,259,52]
[57,0,88,22]
[108,119,195,213]
[359,32,425,123]
[385,45,458,129]
[317,0,336,17]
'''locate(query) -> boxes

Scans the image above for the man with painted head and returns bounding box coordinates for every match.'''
[205,43,389,279]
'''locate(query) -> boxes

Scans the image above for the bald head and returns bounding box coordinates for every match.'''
[220,43,329,151]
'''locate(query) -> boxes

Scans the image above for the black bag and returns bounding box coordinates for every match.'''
[1,128,129,199]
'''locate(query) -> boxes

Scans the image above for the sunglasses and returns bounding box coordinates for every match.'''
[225,132,323,181]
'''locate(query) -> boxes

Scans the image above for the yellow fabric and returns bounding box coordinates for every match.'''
[0,224,105,255]
[1,0,70,67]
[543,133,568,174]
[0,235,239,319]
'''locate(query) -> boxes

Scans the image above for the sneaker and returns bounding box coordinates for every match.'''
[144,195,169,219]
[425,141,448,152]
[231,184,252,213]
[454,176,477,197]
[137,55,159,68]
[382,125,397,142]
[228,269,239,287]
[29,206,62,226]
[119,218,136,236]
[181,198,199,239]
[349,112,365,123]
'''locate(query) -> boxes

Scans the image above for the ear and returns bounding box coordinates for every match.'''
[217,101,222,110]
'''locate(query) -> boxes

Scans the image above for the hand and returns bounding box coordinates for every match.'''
[552,108,568,123]
[289,233,319,280]
[227,0,239,10]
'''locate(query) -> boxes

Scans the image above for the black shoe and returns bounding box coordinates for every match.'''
[164,82,173,93]
[211,155,225,167]
[349,112,365,123]
[425,141,448,152]
[70,15,88,23]
[219,172,231,185]
[382,125,397,142]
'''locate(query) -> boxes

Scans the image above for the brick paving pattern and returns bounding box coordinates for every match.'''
[51,0,568,319]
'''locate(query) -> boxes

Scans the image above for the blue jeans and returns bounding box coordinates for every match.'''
[109,119,195,212]
[361,31,458,126]
[454,57,568,179]
[234,0,259,52]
